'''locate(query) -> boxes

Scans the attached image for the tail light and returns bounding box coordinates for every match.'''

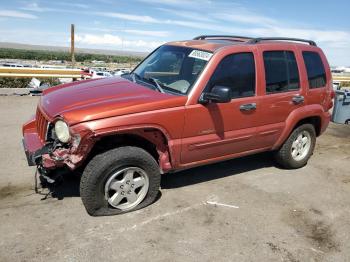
[328,100,334,110]
[327,89,335,111]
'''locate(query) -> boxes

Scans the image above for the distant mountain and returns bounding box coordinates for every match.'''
[0,42,147,57]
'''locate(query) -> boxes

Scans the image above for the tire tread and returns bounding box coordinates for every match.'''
[274,124,316,169]
[80,146,160,216]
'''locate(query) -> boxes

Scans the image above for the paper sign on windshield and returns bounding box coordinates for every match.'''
[188,50,213,61]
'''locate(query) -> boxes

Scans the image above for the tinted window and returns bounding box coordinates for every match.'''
[208,53,255,98]
[302,51,326,88]
[263,51,300,94]
[192,59,207,75]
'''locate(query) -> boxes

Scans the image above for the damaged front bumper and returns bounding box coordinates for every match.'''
[22,132,72,169]
[22,116,93,170]
[22,138,52,166]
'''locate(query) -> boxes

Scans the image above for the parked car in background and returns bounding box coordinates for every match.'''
[333,81,341,90]
[92,71,113,79]
[22,35,334,216]
[114,69,131,76]
[2,63,25,67]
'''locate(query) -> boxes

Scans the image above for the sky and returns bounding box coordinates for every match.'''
[0,0,349,65]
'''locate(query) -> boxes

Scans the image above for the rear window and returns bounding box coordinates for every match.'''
[302,51,326,89]
[263,51,300,94]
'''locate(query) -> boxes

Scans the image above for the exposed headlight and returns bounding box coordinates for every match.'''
[54,120,70,143]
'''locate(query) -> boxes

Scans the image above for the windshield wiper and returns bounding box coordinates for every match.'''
[129,72,141,83]
[147,77,165,93]
[126,73,165,93]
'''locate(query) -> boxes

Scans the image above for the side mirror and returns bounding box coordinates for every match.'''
[200,85,232,103]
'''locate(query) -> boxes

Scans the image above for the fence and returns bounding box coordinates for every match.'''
[1,66,350,82]
[332,75,350,82]
[0,67,84,79]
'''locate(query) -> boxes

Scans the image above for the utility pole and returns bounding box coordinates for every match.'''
[71,24,75,68]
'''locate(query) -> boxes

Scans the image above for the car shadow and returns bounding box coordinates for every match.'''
[161,152,275,189]
[44,152,275,200]
[43,173,81,200]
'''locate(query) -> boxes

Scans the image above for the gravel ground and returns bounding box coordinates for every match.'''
[0,96,349,262]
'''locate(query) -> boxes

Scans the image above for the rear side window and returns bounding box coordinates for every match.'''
[263,51,300,94]
[208,52,255,99]
[302,51,326,89]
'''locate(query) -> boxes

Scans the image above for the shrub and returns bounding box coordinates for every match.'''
[0,78,31,88]
[340,81,350,88]
[0,78,60,88]
[0,48,143,63]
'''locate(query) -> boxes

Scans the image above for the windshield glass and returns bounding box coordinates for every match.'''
[131,45,212,95]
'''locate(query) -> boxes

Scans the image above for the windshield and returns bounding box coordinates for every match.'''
[129,45,212,95]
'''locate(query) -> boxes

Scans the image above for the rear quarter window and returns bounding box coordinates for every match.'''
[302,51,326,89]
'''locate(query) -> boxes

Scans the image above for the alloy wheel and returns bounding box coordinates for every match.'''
[104,167,149,210]
[290,130,312,161]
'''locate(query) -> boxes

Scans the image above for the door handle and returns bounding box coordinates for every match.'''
[240,103,257,111]
[292,95,304,104]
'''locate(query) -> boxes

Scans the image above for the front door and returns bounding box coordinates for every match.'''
[180,51,261,165]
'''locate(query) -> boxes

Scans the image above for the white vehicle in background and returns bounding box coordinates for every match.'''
[92,71,113,79]
[333,81,341,90]
[114,69,131,76]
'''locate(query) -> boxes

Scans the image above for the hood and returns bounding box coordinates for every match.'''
[40,77,187,125]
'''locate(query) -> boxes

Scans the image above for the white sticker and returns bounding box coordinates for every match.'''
[188,50,213,61]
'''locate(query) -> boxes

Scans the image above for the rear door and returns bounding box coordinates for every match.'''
[254,46,306,149]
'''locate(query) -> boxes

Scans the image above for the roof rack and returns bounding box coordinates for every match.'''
[193,35,252,41]
[248,37,317,46]
[193,35,317,46]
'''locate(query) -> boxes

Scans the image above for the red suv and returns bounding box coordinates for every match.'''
[22,35,334,216]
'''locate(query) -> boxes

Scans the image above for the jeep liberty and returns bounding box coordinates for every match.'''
[22,35,334,216]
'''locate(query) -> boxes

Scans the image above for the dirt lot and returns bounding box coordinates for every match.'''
[0,96,349,262]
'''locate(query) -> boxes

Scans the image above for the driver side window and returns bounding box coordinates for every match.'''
[207,52,256,98]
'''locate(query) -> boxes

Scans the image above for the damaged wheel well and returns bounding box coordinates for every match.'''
[84,129,172,172]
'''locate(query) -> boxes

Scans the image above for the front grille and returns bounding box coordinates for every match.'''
[36,108,49,142]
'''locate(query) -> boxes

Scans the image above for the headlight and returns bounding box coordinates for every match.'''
[54,120,70,143]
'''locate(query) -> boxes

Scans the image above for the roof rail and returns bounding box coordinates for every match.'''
[248,37,317,46]
[193,35,252,41]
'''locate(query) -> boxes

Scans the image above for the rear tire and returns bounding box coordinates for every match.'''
[274,124,316,169]
[80,146,160,216]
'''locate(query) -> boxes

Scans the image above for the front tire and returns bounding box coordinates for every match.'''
[80,146,160,216]
[274,124,316,169]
